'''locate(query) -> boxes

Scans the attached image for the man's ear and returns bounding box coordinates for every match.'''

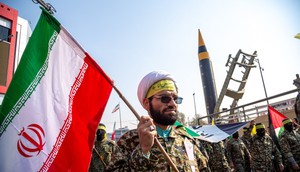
[142,98,150,110]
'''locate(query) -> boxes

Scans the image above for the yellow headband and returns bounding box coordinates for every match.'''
[256,124,265,129]
[98,125,106,131]
[243,128,248,132]
[146,79,176,98]
[283,119,292,125]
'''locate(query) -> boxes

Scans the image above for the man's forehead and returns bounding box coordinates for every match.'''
[154,90,178,96]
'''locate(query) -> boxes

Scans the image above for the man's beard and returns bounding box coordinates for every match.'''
[149,102,178,126]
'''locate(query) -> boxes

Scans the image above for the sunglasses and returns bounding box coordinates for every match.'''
[152,95,183,104]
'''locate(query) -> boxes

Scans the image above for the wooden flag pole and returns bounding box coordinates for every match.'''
[112,84,179,172]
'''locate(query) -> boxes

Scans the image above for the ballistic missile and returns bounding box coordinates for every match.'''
[198,29,217,122]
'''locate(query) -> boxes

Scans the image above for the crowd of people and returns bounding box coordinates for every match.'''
[88,70,300,172]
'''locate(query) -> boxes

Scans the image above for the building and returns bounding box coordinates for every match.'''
[0,2,32,105]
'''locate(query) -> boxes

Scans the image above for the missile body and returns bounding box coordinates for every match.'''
[198,29,217,122]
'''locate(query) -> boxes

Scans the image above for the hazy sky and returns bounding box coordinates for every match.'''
[3,0,300,132]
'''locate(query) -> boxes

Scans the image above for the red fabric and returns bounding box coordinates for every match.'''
[269,105,287,129]
[111,131,116,141]
[47,54,112,172]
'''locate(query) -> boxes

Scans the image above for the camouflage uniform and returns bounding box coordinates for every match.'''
[241,131,252,150]
[89,139,116,172]
[106,127,208,172]
[279,129,300,171]
[195,139,210,160]
[250,134,282,172]
[240,133,252,171]
[227,138,251,172]
[205,141,231,172]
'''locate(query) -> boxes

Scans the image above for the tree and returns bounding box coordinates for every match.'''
[177,111,186,125]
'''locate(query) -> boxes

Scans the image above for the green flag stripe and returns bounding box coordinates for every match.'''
[174,121,200,137]
[0,9,60,134]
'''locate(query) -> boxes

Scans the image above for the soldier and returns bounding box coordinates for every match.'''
[106,70,208,171]
[195,138,210,161]
[241,127,252,150]
[89,123,116,172]
[250,123,284,172]
[279,118,300,171]
[227,131,251,172]
[205,140,231,172]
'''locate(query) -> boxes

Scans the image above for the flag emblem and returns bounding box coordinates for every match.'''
[112,104,120,113]
[0,9,113,171]
[17,124,45,158]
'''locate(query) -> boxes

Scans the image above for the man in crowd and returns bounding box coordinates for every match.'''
[205,140,231,172]
[250,123,284,172]
[89,123,116,172]
[279,118,300,171]
[106,70,209,171]
[227,131,251,172]
[240,127,251,150]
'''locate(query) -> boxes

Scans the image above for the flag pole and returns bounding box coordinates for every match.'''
[112,84,179,172]
[32,0,56,14]
[119,102,122,135]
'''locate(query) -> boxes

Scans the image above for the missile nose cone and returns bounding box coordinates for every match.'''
[198,29,209,60]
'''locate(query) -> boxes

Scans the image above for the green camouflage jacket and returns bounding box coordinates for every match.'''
[250,134,282,171]
[240,134,252,150]
[227,138,251,163]
[105,127,208,172]
[279,130,300,166]
[205,141,231,172]
[227,138,251,172]
[89,139,116,172]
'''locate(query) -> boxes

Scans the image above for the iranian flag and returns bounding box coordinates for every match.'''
[0,9,112,171]
[269,105,288,138]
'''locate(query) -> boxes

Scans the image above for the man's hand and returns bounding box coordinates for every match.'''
[137,116,157,155]
[278,163,284,171]
[292,163,299,170]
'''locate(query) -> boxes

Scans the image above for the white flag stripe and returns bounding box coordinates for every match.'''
[192,125,230,143]
[0,30,84,171]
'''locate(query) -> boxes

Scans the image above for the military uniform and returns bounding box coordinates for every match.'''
[241,130,252,150]
[279,129,300,171]
[106,127,208,172]
[240,136,251,150]
[195,139,210,160]
[89,139,116,172]
[227,138,251,172]
[250,134,282,172]
[205,141,231,172]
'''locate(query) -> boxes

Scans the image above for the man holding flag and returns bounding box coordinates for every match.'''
[106,70,209,171]
[279,118,300,171]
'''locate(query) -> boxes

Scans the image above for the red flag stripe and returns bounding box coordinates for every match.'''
[46,55,112,172]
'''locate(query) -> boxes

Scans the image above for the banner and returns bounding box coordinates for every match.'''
[174,121,249,143]
[0,9,112,171]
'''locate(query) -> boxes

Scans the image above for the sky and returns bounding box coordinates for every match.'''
[2,0,300,133]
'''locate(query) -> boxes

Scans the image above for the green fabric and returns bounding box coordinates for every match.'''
[0,8,60,134]
[173,121,200,137]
